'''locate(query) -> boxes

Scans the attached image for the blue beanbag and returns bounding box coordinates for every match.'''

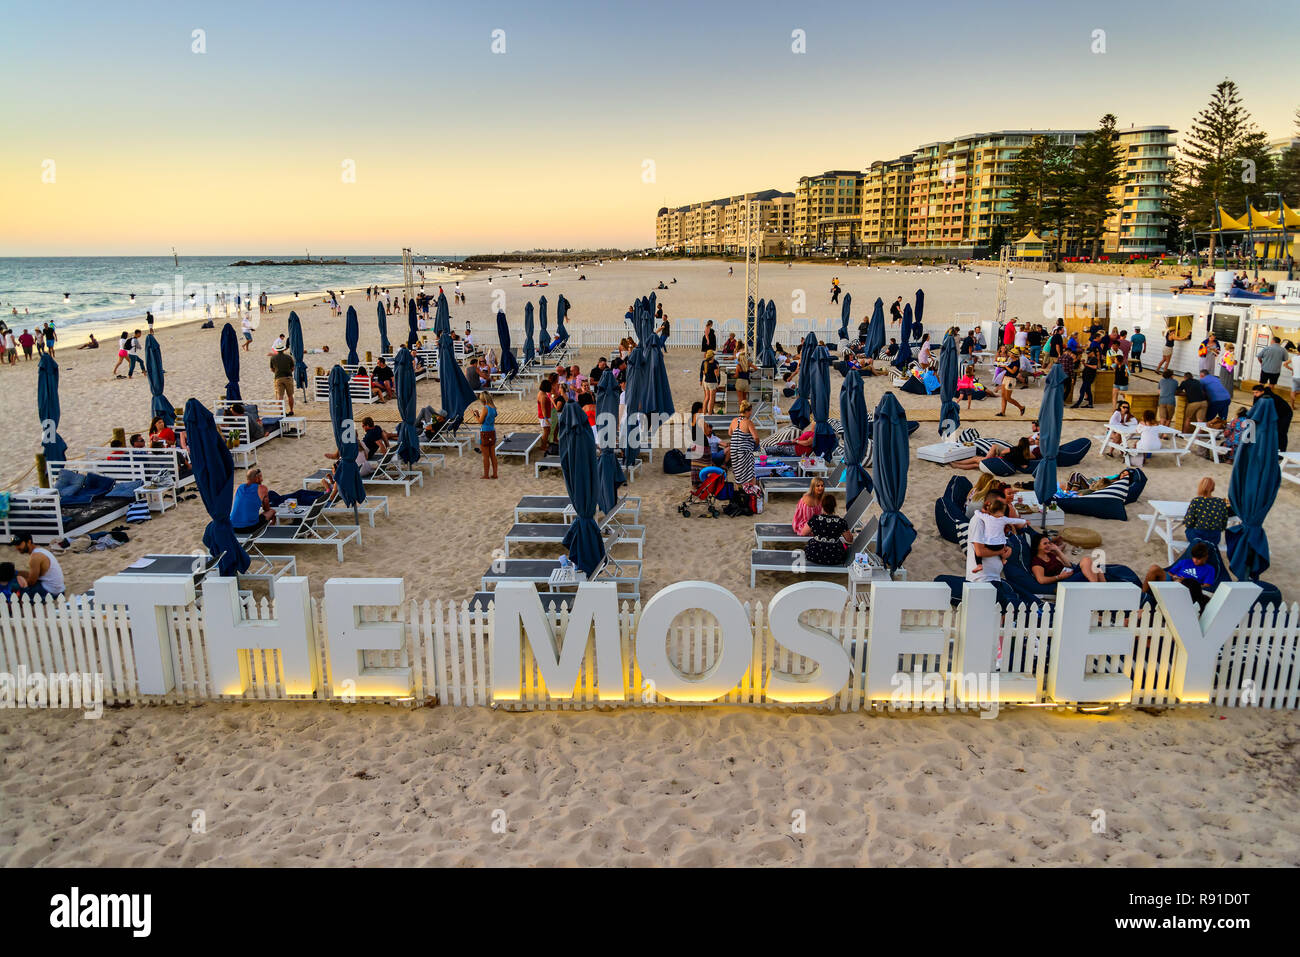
[979,456,1021,477]
[1057,438,1091,467]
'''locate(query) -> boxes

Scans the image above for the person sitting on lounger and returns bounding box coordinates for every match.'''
[148,415,178,448]
[792,478,826,535]
[230,467,275,532]
[1142,541,1217,612]
[371,357,396,401]
[1031,532,1106,583]
[967,496,1028,575]
[805,494,853,565]
[951,436,1033,471]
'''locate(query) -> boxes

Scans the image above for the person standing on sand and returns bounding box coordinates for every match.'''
[241,315,254,351]
[269,344,295,415]
[126,330,146,378]
[889,297,903,325]
[471,392,498,479]
[44,322,56,357]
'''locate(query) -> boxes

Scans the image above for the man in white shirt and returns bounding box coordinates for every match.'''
[965,497,1011,584]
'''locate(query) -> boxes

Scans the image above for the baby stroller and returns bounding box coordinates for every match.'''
[678,465,725,518]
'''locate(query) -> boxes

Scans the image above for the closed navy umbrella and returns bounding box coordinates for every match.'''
[809,342,836,458]
[787,331,818,430]
[437,332,477,421]
[839,369,872,506]
[872,391,916,571]
[555,294,570,343]
[394,348,421,467]
[37,353,68,467]
[1033,363,1066,531]
[893,304,914,368]
[864,298,885,361]
[328,366,366,508]
[220,323,241,400]
[287,311,307,395]
[559,401,606,577]
[914,288,925,336]
[595,368,626,513]
[938,332,960,435]
[377,302,392,356]
[648,331,675,419]
[764,300,777,367]
[757,298,776,367]
[1226,398,1280,580]
[496,310,518,379]
[344,306,360,365]
[538,296,552,355]
[183,398,250,576]
[433,292,450,337]
[523,303,536,365]
[407,298,419,347]
[838,292,852,341]
[144,333,172,422]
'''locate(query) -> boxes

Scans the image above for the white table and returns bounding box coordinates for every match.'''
[279,415,307,437]
[1186,421,1230,464]
[1011,490,1064,527]
[134,482,177,513]
[1140,500,1189,564]
[1107,424,1191,467]
[847,557,893,605]
[1282,451,1300,487]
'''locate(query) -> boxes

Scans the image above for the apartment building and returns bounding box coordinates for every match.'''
[655,189,795,255]
[859,155,914,254]
[793,171,866,255]
[1104,126,1177,255]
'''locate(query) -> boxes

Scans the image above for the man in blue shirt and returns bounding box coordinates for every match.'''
[1198,369,1231,421]
[1142,541,1218,611]
[1129,329,1147,371]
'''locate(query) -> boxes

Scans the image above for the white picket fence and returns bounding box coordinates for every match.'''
[574,314,957,351]
[2,593,1299,711]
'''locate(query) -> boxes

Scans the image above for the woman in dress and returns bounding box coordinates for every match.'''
[792,477,826,535]
[805,494,854,565]
[1133,409,1163,464]
[726,400,761,488]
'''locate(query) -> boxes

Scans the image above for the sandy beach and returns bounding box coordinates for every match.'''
[2,259,1298,867]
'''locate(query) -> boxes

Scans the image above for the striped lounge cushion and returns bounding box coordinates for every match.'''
[125,502,152,523]
[957,427,981,443]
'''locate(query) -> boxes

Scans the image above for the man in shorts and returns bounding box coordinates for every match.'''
[269,344,295,414]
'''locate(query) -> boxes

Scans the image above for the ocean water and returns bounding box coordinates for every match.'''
[0,255,465,337]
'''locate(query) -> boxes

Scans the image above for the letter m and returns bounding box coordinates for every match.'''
[490,582,624,702]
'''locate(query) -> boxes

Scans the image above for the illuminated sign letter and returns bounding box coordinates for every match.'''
[952,582,1037,704]
[865,582,950,702]
[202,577,319,696]
[1150,581,1259,703]
[324,578,410,698]
[635,582,751,701]
[1046,582,1140,703]
[765,582,852,703]
[94,575,195,695]
[491,582,624,702]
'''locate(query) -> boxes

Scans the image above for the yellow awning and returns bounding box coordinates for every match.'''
[1244,206,1279,229]
[1015,230,1044,245]
[1278,204,1300,228]
[1215,207,1246,230]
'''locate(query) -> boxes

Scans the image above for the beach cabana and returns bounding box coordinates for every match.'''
[144,333,172,422]
[377,302,392,356]
[1012,230,1047,259]
[345,306,360,365]
[496,309,519,380]
[220,323,241,400]
[839,368,872,506]
[183,398,250,576]
[394,348,421,467]
[538,297,552,355]
[329,366,366,511]
[37,353,68,468]
[559,401,605,577]
[288,311,307,398]
[1226,398,1279,580]
[872,392,916,572]
[523,303,536,365]
[1033,364,1066,531]
[938,332,959,435]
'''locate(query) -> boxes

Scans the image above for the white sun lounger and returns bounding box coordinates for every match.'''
[749,518,879,587]
[497,431,542,464]
[760,476,847,499]
[514,495,642,524]
[754,492,874,547]
[480,556,642,600]
[243,498,361,563]
[504,501,643,557]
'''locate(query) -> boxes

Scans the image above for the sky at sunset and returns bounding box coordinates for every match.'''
[2,0,1297,255]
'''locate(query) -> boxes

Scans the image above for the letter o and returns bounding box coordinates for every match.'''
[634,582,751,701]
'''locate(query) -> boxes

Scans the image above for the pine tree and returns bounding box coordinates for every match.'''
[1276,107,1299,208]
[1072,114,1125,260]
[1171,79,1270,263]
[1008,136,1074,260]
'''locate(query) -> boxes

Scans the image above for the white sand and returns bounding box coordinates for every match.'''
[1,260,1297,866]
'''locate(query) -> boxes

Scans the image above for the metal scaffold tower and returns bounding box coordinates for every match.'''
[993,244,1010,329]
[401,248,416,306]
[743,194,760,352]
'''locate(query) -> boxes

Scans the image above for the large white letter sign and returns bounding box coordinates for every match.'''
[952,583,1037,704]
[1046,582,1140,703]
[491,582,624,702]
[202,577,319,697]
[765,582,852,703]
[1150,581,1259,703]
[635,582,752,701]
[94,575,195,695]
[323,578,410,698]
[865,582,950,703]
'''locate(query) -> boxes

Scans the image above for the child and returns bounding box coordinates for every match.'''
[968,496,1029,575]
[0,562,17,604]
[1134,409,1163,463]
